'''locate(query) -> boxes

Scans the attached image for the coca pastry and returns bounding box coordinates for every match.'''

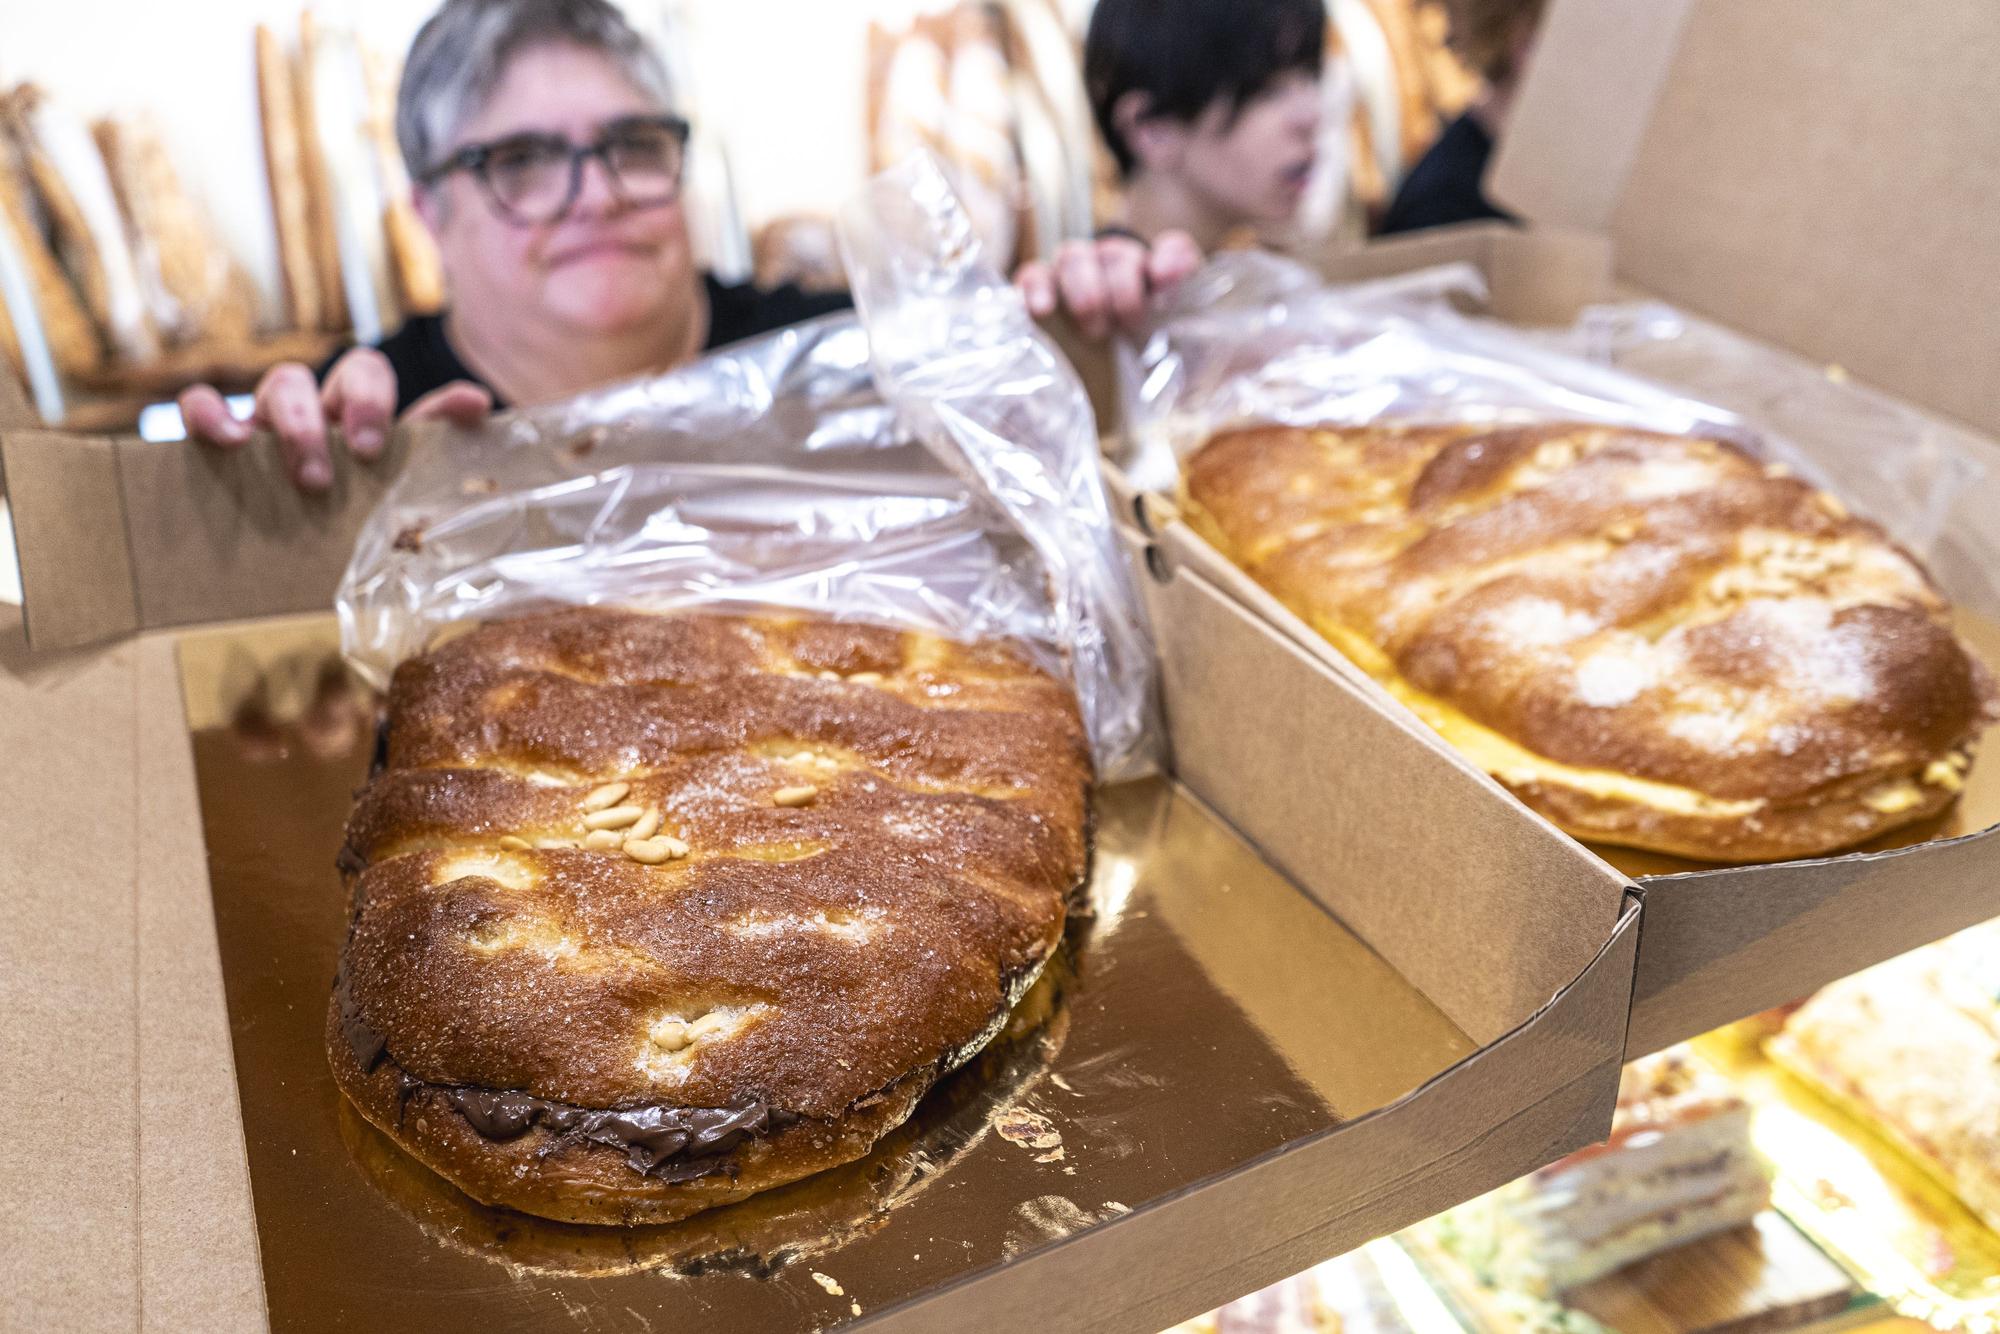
[1183,421,1998,861]
[330,607,1089,1225]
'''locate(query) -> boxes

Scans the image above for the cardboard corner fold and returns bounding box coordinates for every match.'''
[1487,0,1693,234]
[870,900,1640,1334]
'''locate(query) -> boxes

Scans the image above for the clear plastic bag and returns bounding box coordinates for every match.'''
[338,159,1157,780]
[1119,251,2000,616]
[1118,250,1755,493]
[1541,300,2000,618]
[838,153,1158,780]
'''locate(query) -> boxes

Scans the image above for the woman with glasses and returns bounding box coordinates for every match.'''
[178,0,1197,490]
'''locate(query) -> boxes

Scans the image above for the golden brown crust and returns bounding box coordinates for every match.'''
[336,961,1072,1267]
[331,607,1089,1223]
[1184,421,1999,861]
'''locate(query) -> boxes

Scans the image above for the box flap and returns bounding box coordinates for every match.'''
[3,430,140,648]
[1485,0,1691,237]
[1319,223,1614,328]
[134,630,266,1328]
[0,610,142,1325]
[1,425,414,653]
[0,611,264,1329]
[1495,0,2000,438]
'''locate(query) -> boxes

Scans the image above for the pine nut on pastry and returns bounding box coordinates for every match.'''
[1182,420,1999,862]
[330,607,1090,1225]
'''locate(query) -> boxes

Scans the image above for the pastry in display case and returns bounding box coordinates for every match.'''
[1776,921,2000,1234]
[1426,1049,1770,1298]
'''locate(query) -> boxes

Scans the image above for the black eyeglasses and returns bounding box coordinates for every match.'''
[420,114,690,225]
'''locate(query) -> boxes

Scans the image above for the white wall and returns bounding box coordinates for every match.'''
[669,0,894,230]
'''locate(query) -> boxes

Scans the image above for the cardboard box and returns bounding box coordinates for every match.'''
[1118,0,2000,1057]
[0,430,1637,1328]
[3,7,1989,1322]
[0,361,35,432]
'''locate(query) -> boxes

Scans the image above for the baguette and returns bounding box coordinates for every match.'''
[5,86,158,362]
[293,11,348,331]
[362,43,442,318]
[257,24,324,333]
[93,116,258,344]
[0,112,101,377]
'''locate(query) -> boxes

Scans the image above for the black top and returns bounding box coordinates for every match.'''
[1377,113,1516,237]
[340,274,852,413]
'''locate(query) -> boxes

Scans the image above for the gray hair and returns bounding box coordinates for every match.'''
[397,0,674,179]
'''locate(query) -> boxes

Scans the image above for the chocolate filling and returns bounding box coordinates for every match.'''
[337,985,389,1071]
[334,841,368,879]
[441,1088,787,1181]
[331,908,1060,1186]
[334,969,794,1184]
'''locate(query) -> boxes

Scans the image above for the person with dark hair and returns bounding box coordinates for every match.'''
[1083,0,1326,250]
[176,0,1199,492]
[1377,0,1545,235]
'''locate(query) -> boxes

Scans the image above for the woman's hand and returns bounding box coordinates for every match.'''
[1013,229,1201,340]
[177,347,492,492]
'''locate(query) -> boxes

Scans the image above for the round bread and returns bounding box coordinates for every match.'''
[331,608,1090,1225]
[1183,420,1999,862]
